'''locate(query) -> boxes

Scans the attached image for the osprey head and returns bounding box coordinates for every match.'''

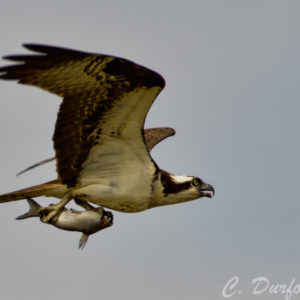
[190,177,215,198]
[168,175,215,200]
[152,171,215,208]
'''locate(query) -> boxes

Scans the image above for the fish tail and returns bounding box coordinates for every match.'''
[16,198,42,220]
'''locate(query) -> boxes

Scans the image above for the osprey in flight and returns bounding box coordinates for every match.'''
[0,44,214,222]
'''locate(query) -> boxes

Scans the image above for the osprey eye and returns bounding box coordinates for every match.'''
[192,178,200,186]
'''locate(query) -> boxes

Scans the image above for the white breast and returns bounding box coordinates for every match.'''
[73,136,156,212]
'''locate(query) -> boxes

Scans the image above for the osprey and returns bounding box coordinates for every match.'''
[0,44,214,222]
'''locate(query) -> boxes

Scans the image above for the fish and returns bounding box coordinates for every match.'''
[16,198,113,249]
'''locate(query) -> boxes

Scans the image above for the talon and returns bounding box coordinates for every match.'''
[40,205,63,223]
[40,193,73,223]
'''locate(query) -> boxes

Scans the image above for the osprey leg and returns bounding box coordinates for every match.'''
[40,192,73,223]
[74,198,96,210]
[74,198,104,215]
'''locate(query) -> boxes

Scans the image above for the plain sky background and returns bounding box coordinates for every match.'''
[0,1,299,300]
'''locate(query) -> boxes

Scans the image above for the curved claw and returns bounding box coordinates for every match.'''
[40,193,73,223]
[40,205,63,223]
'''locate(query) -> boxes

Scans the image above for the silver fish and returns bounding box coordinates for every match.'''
[16,198,113,249]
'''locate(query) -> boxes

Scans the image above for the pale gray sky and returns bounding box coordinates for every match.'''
[0,1,299,300]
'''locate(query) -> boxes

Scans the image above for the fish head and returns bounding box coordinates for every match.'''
[100,210,113,228]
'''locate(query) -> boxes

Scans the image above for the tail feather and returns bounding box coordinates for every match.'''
[0,180,67,203]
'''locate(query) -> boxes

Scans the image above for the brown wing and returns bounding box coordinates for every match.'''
[16,127,176,176]
[16,157,56,176]
[144,127,175,151]
[0,44,165,186]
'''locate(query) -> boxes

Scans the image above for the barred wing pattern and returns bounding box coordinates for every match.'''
[0,45,165,186]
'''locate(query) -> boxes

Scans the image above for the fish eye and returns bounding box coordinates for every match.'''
[192,178,200,186]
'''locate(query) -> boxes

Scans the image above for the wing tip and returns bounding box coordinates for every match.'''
[22,43,89,58]
[22,43,56,53]
[167,127,176,136]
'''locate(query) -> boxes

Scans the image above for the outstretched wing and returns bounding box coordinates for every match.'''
[144,127,175,152]
[16,127,176,176]
[0,44,165,186]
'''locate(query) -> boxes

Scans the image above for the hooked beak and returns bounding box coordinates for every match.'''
[197,182,215,198]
